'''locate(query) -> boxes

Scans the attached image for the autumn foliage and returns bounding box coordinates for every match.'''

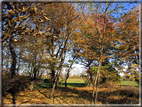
[2,2,139,105]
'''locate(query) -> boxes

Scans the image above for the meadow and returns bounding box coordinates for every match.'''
[3,78,139,105]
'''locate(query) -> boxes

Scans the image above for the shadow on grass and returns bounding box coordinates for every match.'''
[35,83,86,89]
[59,83,86,87]
[120,85,139,87]
[35,83,52,89]
[34,83,139,104]
[37,88,49,98]
[55,86,139,104]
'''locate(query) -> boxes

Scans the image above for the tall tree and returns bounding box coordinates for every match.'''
[2,2,32,78]
[40,3,83,98]
[114,6,139,84]
[2,2,50,79]
[77,3,127,104]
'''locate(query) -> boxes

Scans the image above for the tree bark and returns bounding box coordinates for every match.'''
[9,38,17,79]
[49,78,56,98]
[51,70,55,88]
[49,70,61,98]
[33,68,36,80]
[94,68,100,104]
[65,71,69,88]
[56,71,61,90]
[91,57,101,104]
[65,50,80,88]
[33,66,38,80]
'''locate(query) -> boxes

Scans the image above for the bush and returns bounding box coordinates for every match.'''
[2,75,32,96]
[99,81,119,88]
[117,86,139,97]
[72,75,79,78]
[44,78,52,83]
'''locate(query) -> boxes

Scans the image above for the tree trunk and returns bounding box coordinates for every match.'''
[92,73,98,104]
[56,76,59,90]
[92,53,102,104]
[49,79,56,98]
[51,70,55,88]
[95,71,100,104]
[9,39,17,79]
[64,57,76,88]
[33,67,37,80]
[11,92,15,106]
[49,69,61,98]
[65,71,69,88]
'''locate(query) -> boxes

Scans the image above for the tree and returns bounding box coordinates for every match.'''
[40,3,84,98]
[2,2,50,79]
[64,41,81,88]
[114,6,139,84]
[77,3,127,104]
[93,58,121,84]
[2,3,51,103]
[2,2,33,78]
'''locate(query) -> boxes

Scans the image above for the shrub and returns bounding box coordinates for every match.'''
[118,86,139,97]
[44,78,52,83]
[99,81,119,88]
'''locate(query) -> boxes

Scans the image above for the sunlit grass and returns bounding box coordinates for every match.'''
[59,78,85,83]
[120,81,139,86]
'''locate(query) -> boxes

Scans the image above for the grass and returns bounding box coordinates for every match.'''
[3,78,139,104]
[37,78,139,88]
[66,79,85,83]
[60,78,139,87]
[59,78,85,83]
[120,81,139,87]
[3,83,139,104]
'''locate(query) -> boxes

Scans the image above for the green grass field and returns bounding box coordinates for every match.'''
[120,81,139,86]
[59,78,85,83]
[61,79,139,86]
[37,78,139,89]
[61,79,139,87]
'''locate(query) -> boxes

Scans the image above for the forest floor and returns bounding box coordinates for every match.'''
[3,80,139,105]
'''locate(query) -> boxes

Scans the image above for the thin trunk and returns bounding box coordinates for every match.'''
[49,78,56,98]
[51,70,55,88]
[92,48,102,104]
[56,71,61,90]
[56,77,59,90]
[88,65,93,87]
[92,72,98,104]
[65,71,69,88]
[92,4,109,104]
[95,70,100,104]
[49,70,61,98]
[65,50,80,88]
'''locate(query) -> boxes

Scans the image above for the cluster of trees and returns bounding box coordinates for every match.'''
[2,2,139,104]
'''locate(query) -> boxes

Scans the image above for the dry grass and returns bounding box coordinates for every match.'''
[3,82,139,104]
[99,81,120,88]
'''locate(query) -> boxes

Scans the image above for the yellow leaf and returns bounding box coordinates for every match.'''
[38,19,44,22]
[33,4,37,14]
[4,30,9,39]
[23,14,30,20]
[14,39,18,42]
[46,28,50,32]
[7,19,11,27]
[42,16,50,20]
[22,7,29,13]
[7,10,15,15]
